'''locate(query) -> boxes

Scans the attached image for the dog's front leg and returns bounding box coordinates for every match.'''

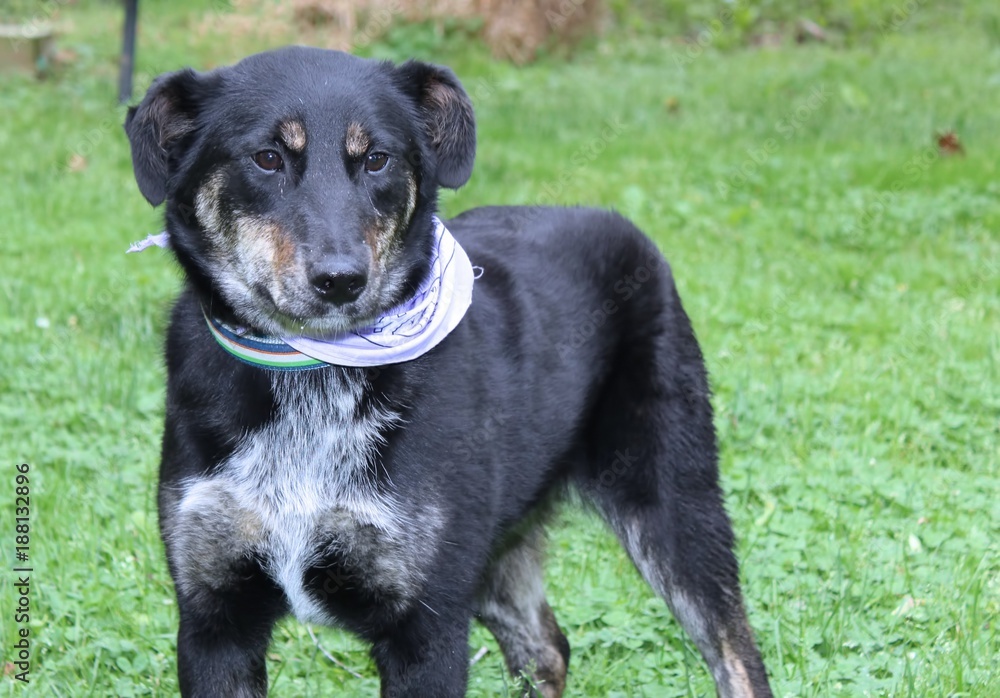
[175,586,285,698]
[372,605,473,698]
[172,564,287,698]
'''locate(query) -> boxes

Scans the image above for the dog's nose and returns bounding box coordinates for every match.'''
[309,261,367,305]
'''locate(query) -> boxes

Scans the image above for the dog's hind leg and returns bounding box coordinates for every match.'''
[596,496,771,698]
[579,285,772,698]
[475,528,570,698]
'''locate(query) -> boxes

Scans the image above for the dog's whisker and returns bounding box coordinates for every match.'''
[306,625,364,679]
[418,599,440,617]
[362,178,379,216]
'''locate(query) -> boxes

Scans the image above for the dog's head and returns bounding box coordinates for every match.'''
[125,46,476,337]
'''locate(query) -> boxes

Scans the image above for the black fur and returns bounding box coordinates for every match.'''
[126,46,772,698]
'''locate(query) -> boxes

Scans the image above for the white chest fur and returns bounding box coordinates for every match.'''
[170,370,439,624]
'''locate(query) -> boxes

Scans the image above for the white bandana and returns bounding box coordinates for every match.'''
[129,217,477,368]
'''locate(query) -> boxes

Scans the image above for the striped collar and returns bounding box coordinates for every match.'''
[203,314,327,371]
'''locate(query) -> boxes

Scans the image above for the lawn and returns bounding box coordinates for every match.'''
[1,1,998,696]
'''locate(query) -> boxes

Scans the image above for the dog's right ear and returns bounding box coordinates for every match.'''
[124,69,206,206]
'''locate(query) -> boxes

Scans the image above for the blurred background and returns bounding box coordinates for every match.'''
[1,1,998,696]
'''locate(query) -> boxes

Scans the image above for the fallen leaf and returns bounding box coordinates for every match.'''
[796,19,827,43]
[937,130,964,156]
[892,595,924,616]
[53,48,78,65]
[68,153,87,172]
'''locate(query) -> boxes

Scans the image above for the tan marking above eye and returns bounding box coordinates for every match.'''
[278,119,307,152]
[346,122,371,159]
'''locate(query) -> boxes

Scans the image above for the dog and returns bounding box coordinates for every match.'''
[124,46,773,698]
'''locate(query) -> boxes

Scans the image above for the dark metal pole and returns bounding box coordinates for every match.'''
[118,0,138,104]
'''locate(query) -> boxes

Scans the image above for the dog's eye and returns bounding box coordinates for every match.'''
[365,152,389,173]
[253,150,283,172]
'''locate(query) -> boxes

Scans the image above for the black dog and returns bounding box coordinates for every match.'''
[125,46,772,698]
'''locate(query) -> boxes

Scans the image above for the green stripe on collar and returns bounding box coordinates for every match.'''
[203,312,327,371]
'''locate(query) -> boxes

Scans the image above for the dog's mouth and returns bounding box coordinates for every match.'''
[232,270,408,339]
[246,286,379,338]
[269,307,383,339]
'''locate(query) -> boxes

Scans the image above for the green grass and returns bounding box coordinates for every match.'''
[1,1,998,696]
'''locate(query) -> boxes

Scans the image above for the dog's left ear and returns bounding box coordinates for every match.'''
[394,61,477,189]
